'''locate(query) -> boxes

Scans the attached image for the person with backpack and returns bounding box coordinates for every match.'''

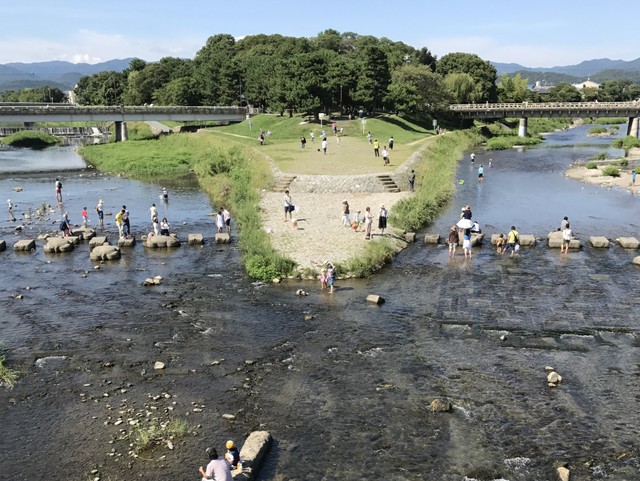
[505,226,520,256]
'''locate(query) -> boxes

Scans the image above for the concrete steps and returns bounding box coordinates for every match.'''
[273,175,297,192]
[377,174,401,193]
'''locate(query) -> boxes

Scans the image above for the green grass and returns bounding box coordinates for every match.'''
[0,345,18,389]
[1,130,60,148]
[486,135,542,150]
[590,153,607,161]
[586,161,598,169]
[602,166,621,177]
[588,127,608,135]
[584,117,627,125]
[130,417,189,455]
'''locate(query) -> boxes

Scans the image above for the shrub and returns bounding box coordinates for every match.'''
[130,417,189,455]
[3,130,60,149]
[590,153,607,161]
[612,136,640,157]
[586,161,598,169]
[485,135,542,150]
[617,158,629,167]
[588,127,608,135]
[602,166,620,177]
[0,346,18,389]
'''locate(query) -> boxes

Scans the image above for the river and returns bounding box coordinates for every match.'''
[0,127,639,481]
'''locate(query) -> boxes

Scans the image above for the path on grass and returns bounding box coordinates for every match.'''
[258,135,440,273]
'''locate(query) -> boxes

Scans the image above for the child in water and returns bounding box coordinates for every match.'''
[320,269,328,289]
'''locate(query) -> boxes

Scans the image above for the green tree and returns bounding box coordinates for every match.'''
[497,73,529,102]
[351,44,391,111]
[386,64,447,116]
[74,71,125,105]
[600,79,640,101]
[436,52,497,102]
[547,83,582,102]
[193,34,240,105]
[443,72,480,104]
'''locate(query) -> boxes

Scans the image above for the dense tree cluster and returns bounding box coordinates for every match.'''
[70,31,499,118]
[0,86,66,103]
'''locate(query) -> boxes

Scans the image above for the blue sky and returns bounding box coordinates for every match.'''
[2,0,638,67]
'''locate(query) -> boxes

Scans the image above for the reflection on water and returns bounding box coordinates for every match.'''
[1,127,639,480]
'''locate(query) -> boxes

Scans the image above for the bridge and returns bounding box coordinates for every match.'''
[449,102,640,137]
[0,104,248,141]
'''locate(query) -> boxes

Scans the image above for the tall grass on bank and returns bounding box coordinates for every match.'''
[390,131,482,232]
[0,344,18,389]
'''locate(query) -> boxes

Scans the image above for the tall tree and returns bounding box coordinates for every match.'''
[497,73,529,102]
[386,64,447,116]
[547,83,581,102]
[436,52,497,102]
[193,34,240,105]
[443,73,479,104]
[351,44,391,111]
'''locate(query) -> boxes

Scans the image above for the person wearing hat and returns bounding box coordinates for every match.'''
[224,440,242,470]
[199,447,232,481]
[378,204,388,235]
[447,225,459,258]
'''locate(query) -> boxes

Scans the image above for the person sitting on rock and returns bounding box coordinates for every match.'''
[224,440,242,470]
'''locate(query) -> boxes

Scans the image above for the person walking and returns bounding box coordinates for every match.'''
[632,169,637,187]
[326,262,336,294]
[561,222,572,254]
[378,204,388,235]
[367,131,372,144]
[321,137,328,155]
[373,139,380,157]
[121,205,131,237]
[470,152,475,164]
[55,178,63,204]
[462,228,472,259]
[7,199,16,221]
[59,212,71,237]
[382,146,389,166]
[341,200,350,226]
[199,447,232,481]
[505,226,520,256]
[222,207,231,234]
[149,203,158,221]
[310,131,315,143]
[478,164,484,182]
[284,190,294,221]
[115,208,125,239]
[216,209,225,233]
[364,207,373,240]
[300,135,306,149]
[408,170,416,192]
[388,136,394,150]
[447,226,458,258]
[95,199,104,229]
[81,206,88,227]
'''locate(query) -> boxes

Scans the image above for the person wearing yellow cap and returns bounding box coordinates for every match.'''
[224,440,241,470]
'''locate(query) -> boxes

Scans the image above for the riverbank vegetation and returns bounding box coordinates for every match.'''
[0,344,18,389]
[612,135,640,157]
[1,130,61,149]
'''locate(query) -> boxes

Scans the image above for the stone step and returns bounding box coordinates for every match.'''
[376,174,400,192]
[273,175,297,192]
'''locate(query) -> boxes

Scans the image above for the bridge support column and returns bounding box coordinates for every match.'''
[518,117,528,137]
[114,121,128,142]
[627,117,639,138]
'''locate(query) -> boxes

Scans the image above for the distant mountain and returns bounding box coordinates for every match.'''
[493,57,640,82]
[0,58,134,91]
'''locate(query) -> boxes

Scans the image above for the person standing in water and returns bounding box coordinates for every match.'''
[55,178,63,204]
[95,199,104,229]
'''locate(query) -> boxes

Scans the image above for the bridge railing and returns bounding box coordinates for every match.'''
[450,101,640,111]
[0,105,247,115]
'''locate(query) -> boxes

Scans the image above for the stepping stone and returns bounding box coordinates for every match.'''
[590,236,609,248]
[89,236,109,250]
[146,234,180,248]
[71,227,96,240]
[14,239,36,251]
[404,232,416,243]
[617,237,640,249]
[44,237,74,253]
[90,245,121,261]
[118,237,136,247]
[423,233,440,244]
[188,233,205,245]
[214,233,230,244]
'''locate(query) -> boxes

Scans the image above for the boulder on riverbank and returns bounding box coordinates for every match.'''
[423,233,440,244]
[234,431,273,481]
[0,239,6,252]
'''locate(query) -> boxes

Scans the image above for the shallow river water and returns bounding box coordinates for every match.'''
[1,127,639,481]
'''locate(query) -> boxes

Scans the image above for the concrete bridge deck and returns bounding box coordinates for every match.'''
[449,101,640,119]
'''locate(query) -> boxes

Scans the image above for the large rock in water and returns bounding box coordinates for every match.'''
[70,227,95,240]
[214,233,231,244]
[89,236,109,250]
[13,239,36,251]
[146,235,180,248]
[590,236,609,248]
[548,231,581,249]
[118,237,136,247]
[423,233,440,244]
[0,239,6,252]
[90,244,121,261]
[43,237,74,253]
[235,431,273,480]
[633,256,640,266]
[518,234,536,247]
[188,233,205,245]
[617,236,640,249]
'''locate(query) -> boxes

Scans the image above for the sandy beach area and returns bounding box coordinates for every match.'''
[565,147,640,192]
[260,191,411,272]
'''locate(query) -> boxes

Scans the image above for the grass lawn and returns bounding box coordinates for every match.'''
[200,113,436,175]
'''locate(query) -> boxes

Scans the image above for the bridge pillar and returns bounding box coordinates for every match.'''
[627,117,639,138]
[518,117,528,137]
[114,121,128,142]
